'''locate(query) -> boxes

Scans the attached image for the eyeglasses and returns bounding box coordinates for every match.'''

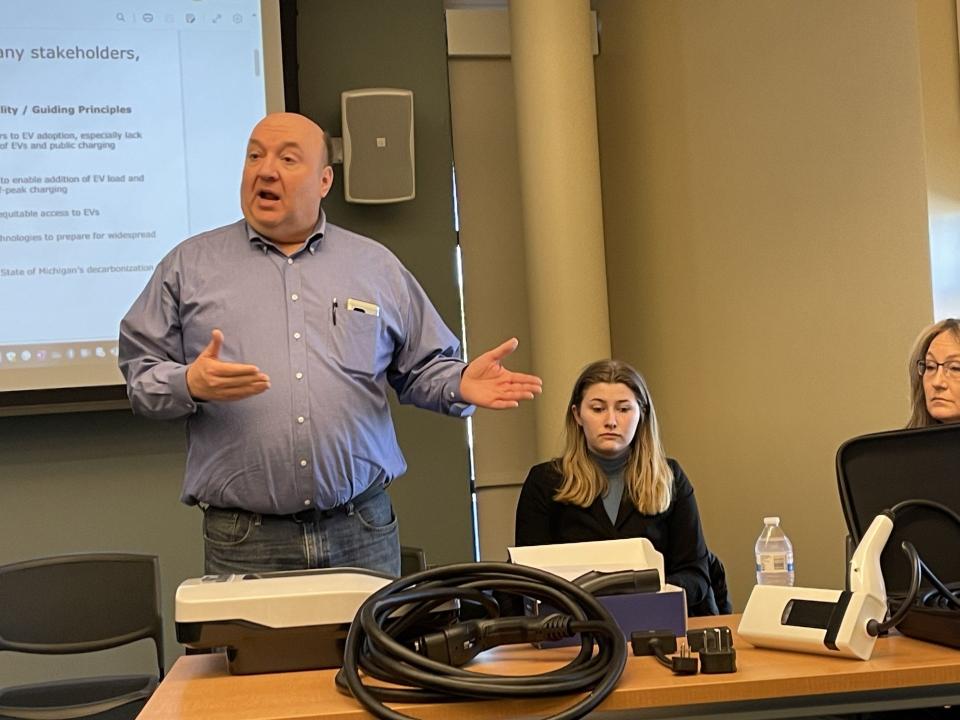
[917,359,960,381]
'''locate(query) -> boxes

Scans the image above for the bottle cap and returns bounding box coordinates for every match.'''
[763,516,780,526]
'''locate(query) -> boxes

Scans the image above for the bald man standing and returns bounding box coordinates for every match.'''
[120,113,541,576]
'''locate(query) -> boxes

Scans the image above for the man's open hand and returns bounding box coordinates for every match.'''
[186,329,271,401]
[460,338,542,409]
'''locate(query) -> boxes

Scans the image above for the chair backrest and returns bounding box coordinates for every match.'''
[708,552,733,614]
[400,546,427,576]
[836,423,960,594]
[0,553,164,678]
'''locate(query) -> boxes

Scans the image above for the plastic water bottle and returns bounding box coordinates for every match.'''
[755,516,795,586]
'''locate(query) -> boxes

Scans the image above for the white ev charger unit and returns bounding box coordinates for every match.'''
[176,568,392,674]
[738,513,893,660]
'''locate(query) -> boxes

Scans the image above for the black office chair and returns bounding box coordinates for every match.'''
[685,551,731,616]
[0,553,164,720]
[836,423,960,596]
[836,424,960,648]
[708,552,733,615]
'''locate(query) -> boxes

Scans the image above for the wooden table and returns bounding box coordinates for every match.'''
[138,615,960,719]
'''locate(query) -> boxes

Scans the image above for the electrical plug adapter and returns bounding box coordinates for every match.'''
[692,625,737,674]
[630,630,698,675]
[686,625,732,653]
[699,647,737,674]
[669,643,699,675]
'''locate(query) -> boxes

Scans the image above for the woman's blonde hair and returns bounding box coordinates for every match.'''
[907,319,960,428]
[554,359,673,514]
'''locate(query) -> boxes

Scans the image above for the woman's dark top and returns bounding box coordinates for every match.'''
[515,458,716,615]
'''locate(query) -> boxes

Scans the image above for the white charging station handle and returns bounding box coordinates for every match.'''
[848,513,893,598]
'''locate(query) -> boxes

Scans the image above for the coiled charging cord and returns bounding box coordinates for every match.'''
[335,561,627,720]
[867,499,960,636]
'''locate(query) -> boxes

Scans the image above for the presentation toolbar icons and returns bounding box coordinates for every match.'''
[111,9,253,28]
[0,345,119,366]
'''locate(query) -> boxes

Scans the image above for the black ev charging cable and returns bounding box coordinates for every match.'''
[866,499,960,636]
[867,539,921,637]
[335,561,627,720]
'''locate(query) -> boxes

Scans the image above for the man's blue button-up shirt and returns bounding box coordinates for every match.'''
[119,215,472,514]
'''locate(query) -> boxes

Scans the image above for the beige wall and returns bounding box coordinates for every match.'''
[448,58,539,559]
[593,0,933,608]
[448,3,944,593]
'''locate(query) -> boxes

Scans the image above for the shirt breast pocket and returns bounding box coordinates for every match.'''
[332,308,380,375]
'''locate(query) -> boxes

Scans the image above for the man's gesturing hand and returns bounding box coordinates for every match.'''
[460,337,543,410]
[186,329,271,401]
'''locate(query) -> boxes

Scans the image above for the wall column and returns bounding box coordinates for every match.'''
[509,0,611,457]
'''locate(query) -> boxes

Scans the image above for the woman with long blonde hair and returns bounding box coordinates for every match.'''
[515,359,721,615]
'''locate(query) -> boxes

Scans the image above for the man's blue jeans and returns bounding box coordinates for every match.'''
[201,485,400,576]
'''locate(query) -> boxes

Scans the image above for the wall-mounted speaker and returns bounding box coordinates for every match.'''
[340,88,415,204]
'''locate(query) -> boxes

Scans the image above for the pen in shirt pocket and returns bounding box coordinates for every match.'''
[332,297,338,326]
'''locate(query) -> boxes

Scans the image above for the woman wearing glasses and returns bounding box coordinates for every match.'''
[514,359,727,615]
[907,319,960,427]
